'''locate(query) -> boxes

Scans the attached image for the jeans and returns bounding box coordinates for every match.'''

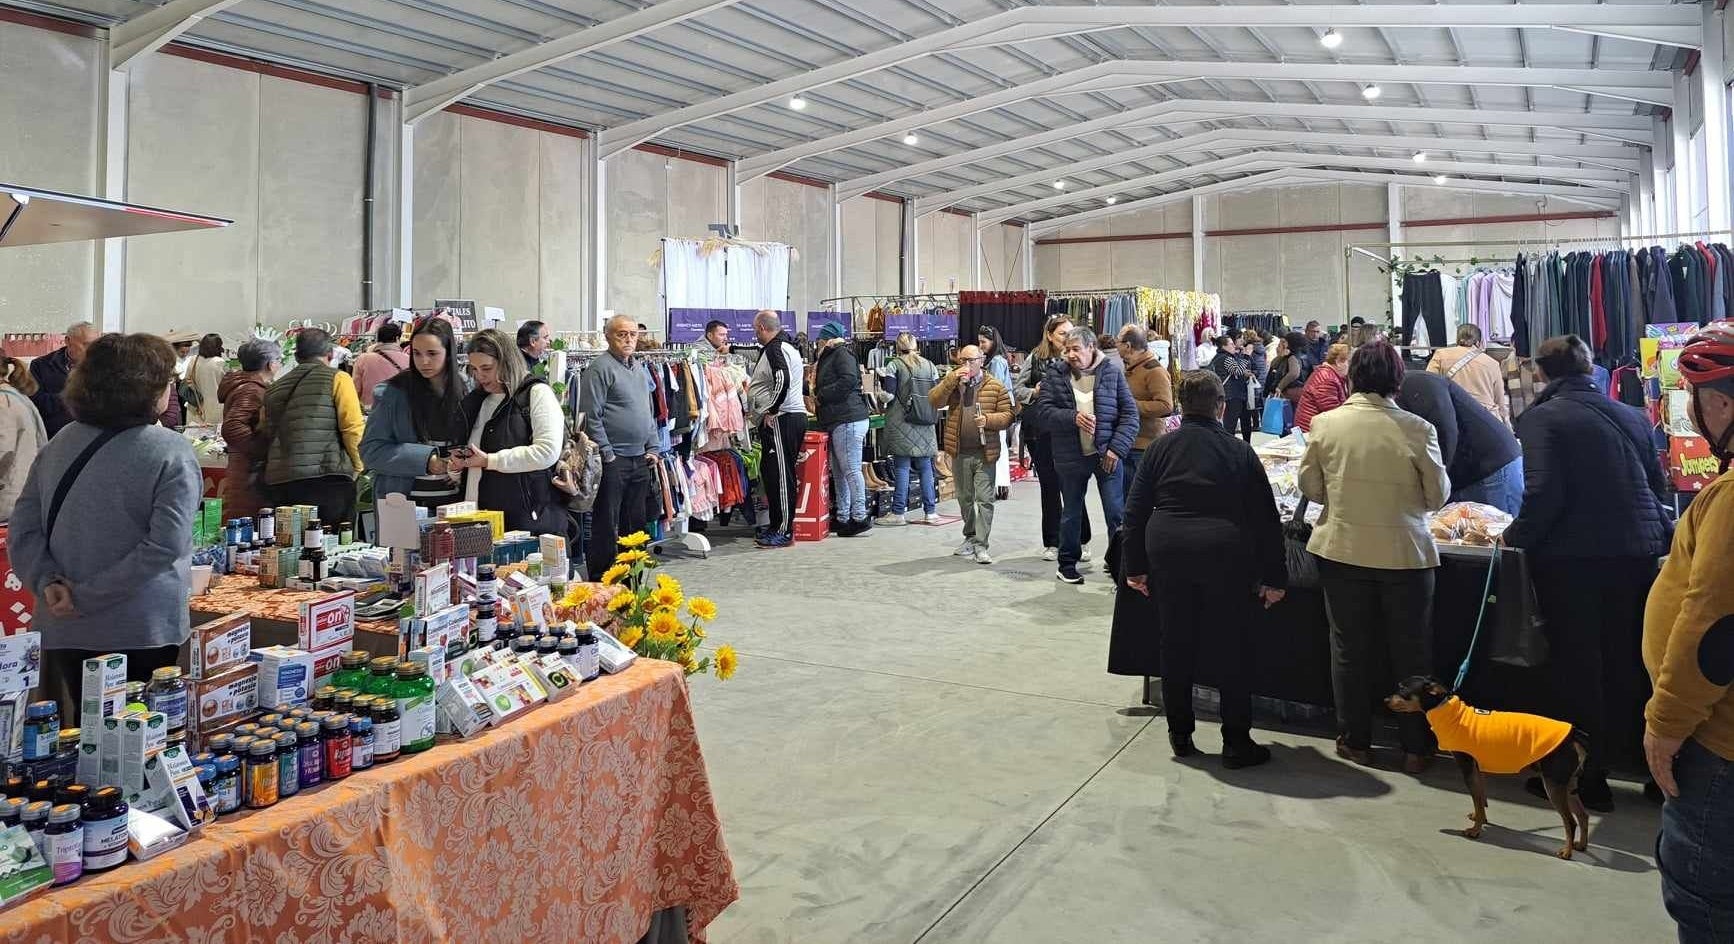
[1450,456,1525,515]
[953,451,995,548]
[828,419,869,523]
[1030,434,1090,549]
[891,455,937,516]
[1058,456,1123,570]
[1661,737,1734,943]
[588,458,653,581]
[1155,572,1254,742]
[1319,559,1438,754]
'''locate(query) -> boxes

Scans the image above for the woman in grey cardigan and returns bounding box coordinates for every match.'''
[875,333,940,525]
[11,333,202,720]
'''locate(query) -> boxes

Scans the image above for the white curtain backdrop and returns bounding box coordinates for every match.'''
[662,238,791,310]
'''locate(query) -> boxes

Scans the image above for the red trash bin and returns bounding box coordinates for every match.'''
[794,431,831,543]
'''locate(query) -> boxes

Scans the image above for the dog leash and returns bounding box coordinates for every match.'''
[1453,542,1502,692]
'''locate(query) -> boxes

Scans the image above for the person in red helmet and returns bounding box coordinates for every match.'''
[1645,325,1734,941]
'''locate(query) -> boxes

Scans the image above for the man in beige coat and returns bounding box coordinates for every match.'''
[1299,339,1451,771]
[1118,324,1174,470]
[931,345,1014,565]
[1426,322,1509,425]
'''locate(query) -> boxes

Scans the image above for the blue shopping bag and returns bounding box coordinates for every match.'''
[1261,398,1289,436]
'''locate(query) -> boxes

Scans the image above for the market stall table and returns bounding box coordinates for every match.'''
[0,658,738,944]
[193,574,401,656]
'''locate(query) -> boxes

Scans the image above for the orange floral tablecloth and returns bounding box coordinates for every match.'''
[0,658,738,944]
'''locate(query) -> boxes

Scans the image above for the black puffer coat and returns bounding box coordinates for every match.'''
[814,342,869,429]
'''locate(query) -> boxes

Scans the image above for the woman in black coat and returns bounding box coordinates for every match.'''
[1122,371,1288,768]
[814,321,873,535]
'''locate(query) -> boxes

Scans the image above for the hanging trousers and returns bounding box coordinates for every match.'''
[1401,271,1447,348]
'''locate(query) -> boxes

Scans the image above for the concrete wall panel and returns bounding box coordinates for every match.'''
[458,118,540,321]
[411,112,461,306]
[838,196,881,297]
[739,177,836,325]
[0,21,101,331]
[918,212,971,293]
[979,222,1025,290]
[125,54,261,341]
[257,77,366,327]
[605,147,666,326]
[538,133,585,327]
[799,181,836,319]
[875,199,902,293]
[666,158,725,240]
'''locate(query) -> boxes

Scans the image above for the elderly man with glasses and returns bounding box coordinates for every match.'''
[929,344,1014,564]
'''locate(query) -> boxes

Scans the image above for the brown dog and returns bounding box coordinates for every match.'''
[1386,676,1591,859]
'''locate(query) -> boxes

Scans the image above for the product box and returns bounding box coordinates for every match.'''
[435,673,494,737]
[297,591,356,653]
[77,738,101,785]
[189,612,252,679]
[530,653,578,702]
[407,645,446,685]
[120,711,168,805]
[0,693,26,765]
[99,716,124,786]
[413,563,451,619]
[191,662,258,734]
[80,653,127,729]
[0,824,51,907]
[144,744,213,830]
[407,604,470,656]
[310,643,348,691]
[467,658,545,723]
[0,632,40,694]
[249,646,315,709]
[127,808,187,862]
[1671,434,1720,492]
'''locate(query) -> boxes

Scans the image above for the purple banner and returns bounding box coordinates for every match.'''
[667,308,794,343]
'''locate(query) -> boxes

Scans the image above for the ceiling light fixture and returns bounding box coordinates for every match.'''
[902,132,919,146]
[1053,180,1068,190]
[1412,152,1428,164]
[1361,84,1382,100]
[1106,196,1118,204]
[1434,174,1450,185]
[1320,28,1343,49]
[788,95,808,111]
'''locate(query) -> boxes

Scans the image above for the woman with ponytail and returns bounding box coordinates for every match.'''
[0,350,44,521]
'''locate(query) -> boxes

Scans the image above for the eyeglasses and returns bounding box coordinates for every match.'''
[962,356,986,364]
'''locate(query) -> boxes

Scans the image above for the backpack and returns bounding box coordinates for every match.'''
[178,359,205,414]
[899,360,939,426]
[560,410,603,513]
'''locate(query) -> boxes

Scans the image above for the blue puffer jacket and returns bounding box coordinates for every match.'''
[360,383,439,502]
[1028,354,1140,463]
[1502,375,1673,559]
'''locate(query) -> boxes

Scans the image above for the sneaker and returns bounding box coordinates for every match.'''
[954,540,977,557]
[974,549,994,565]
[1223,740,1273,770]
[755,532,792,549]
[1081,548,1093,563]
[876,513,908,527]
[1057,567,1084,585]
[1169,732,1198,758]
[837,519,864,537]
[1041,546,1058,561]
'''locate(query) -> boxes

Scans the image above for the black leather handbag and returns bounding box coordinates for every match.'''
[1283,497,1320,589]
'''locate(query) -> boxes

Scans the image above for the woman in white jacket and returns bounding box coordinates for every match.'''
[186,334,228,427]
[0,350,45,522]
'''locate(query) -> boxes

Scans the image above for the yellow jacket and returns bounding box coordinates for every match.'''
[1644,470,1734,760]
[1299,393,1451,569]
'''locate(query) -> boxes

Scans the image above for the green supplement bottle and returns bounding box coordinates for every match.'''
[363,657,400,697]
[391,662,436,754]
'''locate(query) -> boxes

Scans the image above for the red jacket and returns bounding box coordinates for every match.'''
[1296,365,1348,432]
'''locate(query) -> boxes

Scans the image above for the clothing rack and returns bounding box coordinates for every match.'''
[817,292,958,307]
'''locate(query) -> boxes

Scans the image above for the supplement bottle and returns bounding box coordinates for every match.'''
[20,801,49,860]
[246,741,279,809]
[21,702,58,762]
[46,804,82,886]
[370,697,401,764]
[312,686,336,711]
[146,667,190,738]
[574,627,602,681]
[322,714,352,779]
[276,731,301,799]
[536,635,559,656]
[80,788,128,873]
[257,507,275,545]
[350,716,374,771]
[213,755,242,814]
[296,722,324,787]
[0,797,24,830]
[363,657,400,696]
[332,651,371,691]
[392,663,437,754]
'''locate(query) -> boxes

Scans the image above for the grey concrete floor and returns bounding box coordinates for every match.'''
[667,480,1673,944]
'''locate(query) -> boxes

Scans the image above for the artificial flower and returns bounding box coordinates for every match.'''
[677,651,697,671]
[687,597,718,622]
[614,549,650,566]
[607,592,635,614]
[650,587,684,612]
[617,625,644,648]
[714,645,739,681]
[559,584,593,608]
[601,563,631,586]
[656,573,682,593]
[617,531,651,549]
[648,609,682,644]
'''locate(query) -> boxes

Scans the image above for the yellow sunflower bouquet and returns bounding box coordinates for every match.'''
[558,531,737,680]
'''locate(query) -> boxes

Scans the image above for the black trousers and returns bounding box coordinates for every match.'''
[1155,572,1254,741]
[42,645,181,726]
[587,458,653,581]
[1401,271,1448,348]
[1028,434,1090,549]
[761,413,806,536]
[1320,559,1438,754]
[1530,556,1657,775]
[1224,399,1254,443]
[274,475,356,527]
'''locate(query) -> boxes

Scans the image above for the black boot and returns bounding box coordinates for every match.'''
[1222,736,1273,770]
[1169,731,1198,758]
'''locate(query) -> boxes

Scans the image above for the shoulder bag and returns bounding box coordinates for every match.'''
[1283,496,1320,589]
[45,428,123,541]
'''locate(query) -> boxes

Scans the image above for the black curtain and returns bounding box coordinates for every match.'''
[960,290,1048,352]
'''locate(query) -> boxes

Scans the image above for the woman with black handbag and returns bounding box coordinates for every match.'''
[1122,371,1288,768]
[448,329,567,535]
[12,333,203,720]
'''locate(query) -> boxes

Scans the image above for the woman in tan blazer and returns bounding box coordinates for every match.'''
[1299,339,1451,772]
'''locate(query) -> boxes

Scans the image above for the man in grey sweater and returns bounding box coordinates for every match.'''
[579,314,661,579]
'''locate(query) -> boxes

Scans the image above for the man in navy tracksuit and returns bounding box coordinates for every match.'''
[1029,327,1140,584]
